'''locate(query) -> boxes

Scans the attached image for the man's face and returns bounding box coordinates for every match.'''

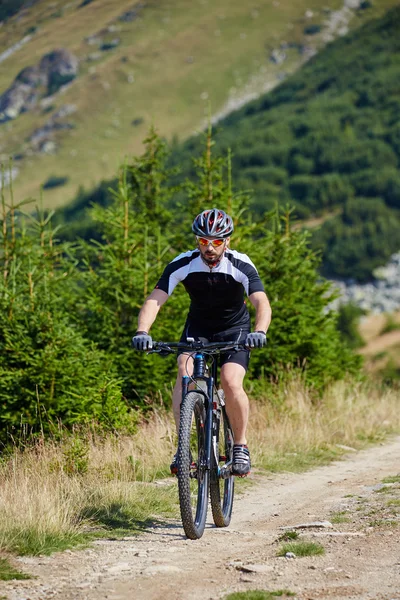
[196,236,229,264]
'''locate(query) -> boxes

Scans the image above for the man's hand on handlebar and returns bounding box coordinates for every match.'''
[245,331,267,349]
[132,331,153,351]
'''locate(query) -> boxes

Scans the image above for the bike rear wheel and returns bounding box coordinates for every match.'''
[177,391,209,539]
[210,395,235,527]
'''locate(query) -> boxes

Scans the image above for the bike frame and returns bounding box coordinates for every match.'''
[181,350,219,474]
[150,340,243,476]
[145,340,245,538]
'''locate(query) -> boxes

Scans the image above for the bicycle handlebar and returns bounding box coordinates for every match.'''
[149,340,247,355]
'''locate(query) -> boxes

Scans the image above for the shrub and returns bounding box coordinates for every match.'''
[0,0,25,22]
[304,24,322,35]
[43,175,69,189]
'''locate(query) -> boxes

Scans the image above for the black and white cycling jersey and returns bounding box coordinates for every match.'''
[155,248,264,331]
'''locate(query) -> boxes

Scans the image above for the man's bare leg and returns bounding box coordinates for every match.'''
[220,362,249,445]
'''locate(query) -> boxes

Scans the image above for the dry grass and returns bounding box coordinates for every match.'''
[0,378,398,554]
[248,378,400,472]
[0,411,178,555]
[357,312,400,377]
[359,311,400,343]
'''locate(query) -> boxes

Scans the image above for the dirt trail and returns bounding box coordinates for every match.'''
[4,437,400,600]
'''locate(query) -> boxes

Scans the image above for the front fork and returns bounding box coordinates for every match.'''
[181,374,222,478]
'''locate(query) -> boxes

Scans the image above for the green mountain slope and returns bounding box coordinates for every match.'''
[0,0,395,207]
[170,5,400,281]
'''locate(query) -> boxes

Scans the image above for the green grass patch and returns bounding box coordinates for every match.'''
[380,316,400,335]
[331,511,350,523]
[79,483,179,538]
[277,541,325,557]
[374,485,392,493]
[0,557,31,580]
[387,499,400,507]
[382,475,400,484]
[1,530,90,557]
[278,531,299,542]
[369,519,398,527]
[261,446,342,474]
[224,591,295,600]
[0,481,178,556]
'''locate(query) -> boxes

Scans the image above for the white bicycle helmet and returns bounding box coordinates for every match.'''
[192,208,234,238]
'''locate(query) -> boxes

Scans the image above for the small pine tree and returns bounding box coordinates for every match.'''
[0,174,128,437]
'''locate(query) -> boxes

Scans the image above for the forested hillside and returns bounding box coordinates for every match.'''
[3,0,386,208]
[54,6,400,282]
[171,6,400,281]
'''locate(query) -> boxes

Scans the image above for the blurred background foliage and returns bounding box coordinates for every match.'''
[53,6,400,282]
[0,130,361,440]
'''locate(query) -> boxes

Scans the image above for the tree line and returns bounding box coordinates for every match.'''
[53,6,400,282]
[169,6,400,281]
[0,130,360,440]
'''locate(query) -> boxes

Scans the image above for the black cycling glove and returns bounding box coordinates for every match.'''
[245,331,267,349]
[132,331,153,351]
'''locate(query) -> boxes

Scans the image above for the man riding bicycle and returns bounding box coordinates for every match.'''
[132,208,272,477]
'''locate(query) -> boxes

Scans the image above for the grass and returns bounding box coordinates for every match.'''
[0,413,179,555]
[374,486,393,494]
[380,316,400,335]
[277,541,325,557]
[0,557,31,581]
[330,511,350,524]
[387,499,400,507]
[248,378,400,475]
[0,0,397,208]
[382,475,400,484]
[224,591,295,600]
[0,378,399,556]
[278,531,299,542]
[347,476,400,529]
[369,519,398,528]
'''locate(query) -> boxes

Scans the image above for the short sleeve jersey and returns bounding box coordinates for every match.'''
[155,248,265,331]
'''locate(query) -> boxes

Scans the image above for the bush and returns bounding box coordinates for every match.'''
[43,175,69,190]
[312,197,400,280]
[0,0,25,22]
[336,303,365,349]
[304,24,322,35]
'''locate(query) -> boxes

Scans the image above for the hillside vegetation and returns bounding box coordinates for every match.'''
[0,131,361,437]
[170,5,400,281]
[0,0,396,208]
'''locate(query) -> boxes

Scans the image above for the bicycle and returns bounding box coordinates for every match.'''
[148,338,248,540]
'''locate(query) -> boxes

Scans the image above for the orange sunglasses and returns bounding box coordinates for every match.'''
[196,236,225,248]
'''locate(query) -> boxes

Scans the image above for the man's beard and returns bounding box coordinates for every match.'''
[201,251,222,267]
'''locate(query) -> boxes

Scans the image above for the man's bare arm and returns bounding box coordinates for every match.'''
[248,291,272,333]
[137,289,169,333]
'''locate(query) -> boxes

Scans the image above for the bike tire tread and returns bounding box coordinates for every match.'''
[178,391,209,540]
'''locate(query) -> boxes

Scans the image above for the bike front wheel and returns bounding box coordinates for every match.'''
[177,391,209,539]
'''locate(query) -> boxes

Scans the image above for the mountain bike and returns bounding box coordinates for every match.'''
[149,339,247,540]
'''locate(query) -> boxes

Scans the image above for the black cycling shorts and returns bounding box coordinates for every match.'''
[179,321,250,371]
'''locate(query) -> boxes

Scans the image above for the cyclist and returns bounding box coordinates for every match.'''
[132,208,272,477]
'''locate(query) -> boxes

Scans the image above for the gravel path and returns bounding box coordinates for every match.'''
[3,436,400,600]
